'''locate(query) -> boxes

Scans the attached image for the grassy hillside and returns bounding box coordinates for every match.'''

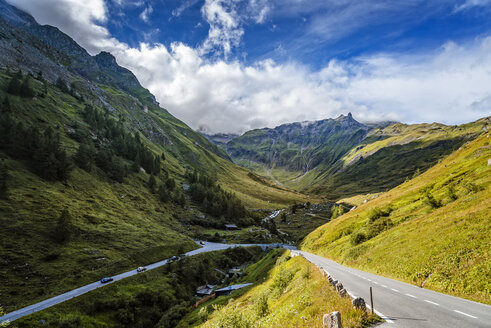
[195,250,378,328]
[0,67,306,312]
[14,247,267,328]
[302,133,491,304]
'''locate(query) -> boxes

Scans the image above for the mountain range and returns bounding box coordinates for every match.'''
[205,113,488,199]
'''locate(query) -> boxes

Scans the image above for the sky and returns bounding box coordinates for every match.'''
[6,0,491,133]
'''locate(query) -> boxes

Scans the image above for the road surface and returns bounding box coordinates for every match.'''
[297,251,491,328]
[0,242,289,324]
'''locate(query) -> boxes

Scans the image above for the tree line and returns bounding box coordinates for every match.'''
[186,170,247,219]
[0,104,72,181]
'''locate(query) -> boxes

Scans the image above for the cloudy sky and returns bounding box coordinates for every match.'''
[7,0,491,133]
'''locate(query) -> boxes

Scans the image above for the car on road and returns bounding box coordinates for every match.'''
[170,256,178,262]
[137,266,147,273]
[100,277,113,283]
[199,241,205,245]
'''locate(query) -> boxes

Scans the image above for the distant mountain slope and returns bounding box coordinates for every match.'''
[211,112,488,200]
[226,113,368,172]
[305,118,489,199]
[302,133,491,304]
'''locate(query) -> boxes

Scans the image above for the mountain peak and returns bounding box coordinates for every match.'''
[0,0,37,26]
[94,51,118,67]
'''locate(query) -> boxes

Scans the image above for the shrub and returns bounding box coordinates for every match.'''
[330,204,347,220]
[210,305,253,328]
[367,217,394,239]
[253,290,269,318]
[271,268,294,294]
[198,305,210,322]
[367,206,392,223]
[446,184,458,201]
[350,232,366,245]
[423,189,442,208]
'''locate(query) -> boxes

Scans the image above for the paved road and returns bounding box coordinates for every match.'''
[0,242,289,324]
[297,251,491,328]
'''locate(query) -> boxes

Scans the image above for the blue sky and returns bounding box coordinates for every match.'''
[105,0,491,67]
[8,0,491,133]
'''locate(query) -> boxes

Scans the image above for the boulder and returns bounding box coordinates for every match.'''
[323,311,343,328]
[352,297,366,310]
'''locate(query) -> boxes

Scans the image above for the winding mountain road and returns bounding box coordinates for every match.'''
[0,242,289,324]
[297,251,491,328]
[2,243,489,327]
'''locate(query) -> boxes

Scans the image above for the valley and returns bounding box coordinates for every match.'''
[0,1,490,327]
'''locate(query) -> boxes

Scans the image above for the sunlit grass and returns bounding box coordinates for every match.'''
[302,133,491,304]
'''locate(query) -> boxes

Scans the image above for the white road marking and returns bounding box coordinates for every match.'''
[374,281,379,285]
[453,310,477,319]
[382,285,387,288]
[391,288,399,292]
[424,300,439,306]
[406,293,417,298]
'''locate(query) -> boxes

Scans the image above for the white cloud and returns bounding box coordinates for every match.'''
[199,0,244,57]
[454,0,491,12]
[6,0,491,134]
[111,36,491,133]
[199,0,271,57]
[139,4,153,23]
[172,0,200,17]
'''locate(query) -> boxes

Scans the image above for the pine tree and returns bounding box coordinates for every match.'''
[20,76,35,98]
[148,174,157,193]
[74,143,95,172]
[131,159,140,173]
[56,150,73,181]
[53,209,71,243]
[165,177,175,191]
[1,96,12,114]
[0,161,9,200]
[56,77,69,93]
[7,70,22,96]
[158,184,169,202]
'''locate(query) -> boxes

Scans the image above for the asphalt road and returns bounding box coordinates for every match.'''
[0,241,288,324]
[298,251,491,328]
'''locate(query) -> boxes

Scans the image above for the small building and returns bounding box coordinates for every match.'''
[196,284,216,296]
[214,283,252,296]
[229,268,242,276]
[225,224,239,230]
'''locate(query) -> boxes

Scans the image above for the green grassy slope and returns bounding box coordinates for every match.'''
[301,133,491,304]
[197,250,378,328]
[0,67,307,312]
